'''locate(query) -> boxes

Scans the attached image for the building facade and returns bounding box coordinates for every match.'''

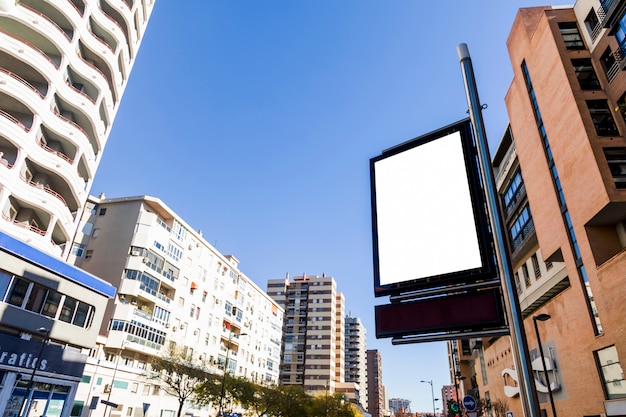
[0,2,153,417]
[0,0,154,257]
[69,195,283,417]
[345,315,367,410]
[266,274,345,393]
[366,349,384,417]
[457,2,626,416]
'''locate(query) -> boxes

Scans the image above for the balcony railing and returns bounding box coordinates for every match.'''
[2,212,46,235]
[20,173,68,207]
[38,139,73,164]
[0,68,45,98]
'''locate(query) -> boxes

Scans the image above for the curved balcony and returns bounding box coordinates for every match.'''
[0,15,63,68]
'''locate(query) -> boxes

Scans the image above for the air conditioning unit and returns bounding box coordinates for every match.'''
[179,324,185,330]
[172,326,178,332]
[194,330,199,335]
[104,384,111,393]
[164,323,170,328]
[142,257,148,263]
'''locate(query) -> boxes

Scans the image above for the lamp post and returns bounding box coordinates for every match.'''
[453,372,465,417]
[20,327,50,417]
[218,331,246,416]
[105,340,128,417]
[533,314,557,417]
[420,380,436,417]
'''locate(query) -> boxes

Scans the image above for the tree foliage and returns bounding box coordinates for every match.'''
[148,348,217,417]
[195,377,362,417]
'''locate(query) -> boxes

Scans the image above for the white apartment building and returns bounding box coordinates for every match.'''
[0,2,153,417]
[0,0,154,257]
[70,195,283,417]
[344,315,367,410]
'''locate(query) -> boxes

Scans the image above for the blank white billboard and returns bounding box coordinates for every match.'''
[370,119,495,296]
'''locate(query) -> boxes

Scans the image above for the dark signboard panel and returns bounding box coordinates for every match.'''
[375,288,506,338]
[370,119,496,297]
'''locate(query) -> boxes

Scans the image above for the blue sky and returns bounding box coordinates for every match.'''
[92,1,573,412]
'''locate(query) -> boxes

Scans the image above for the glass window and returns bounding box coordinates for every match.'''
[601,47,618,81]
[7,278,30,307]
[26,283,48,313]
[596,345,626,399]
[584,8,601,40]
[503,170,524,214]
[42,291,62,318]
[559,22,585,50]
[509,204,534,251]
[59,297,77,323]
[0,271,13,300]
[587,100,619,136]
[604,148,626,189]
[572,59,601,90]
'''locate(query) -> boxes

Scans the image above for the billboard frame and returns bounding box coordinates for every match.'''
[370,118,496,297]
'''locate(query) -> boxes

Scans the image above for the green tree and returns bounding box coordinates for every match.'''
[275,385,308,417]
[149,349,217,417]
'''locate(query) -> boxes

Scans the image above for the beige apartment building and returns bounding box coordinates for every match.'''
[266,274,346,393]
[453,2,626,416]
[0,1,153,417]
[69,195,283,417]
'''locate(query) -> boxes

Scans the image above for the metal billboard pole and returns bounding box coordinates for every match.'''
[457,43,541,417]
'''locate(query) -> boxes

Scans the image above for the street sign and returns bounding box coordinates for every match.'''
[100,400,118,408]
[506,412,514,417]
[462,395,477,411]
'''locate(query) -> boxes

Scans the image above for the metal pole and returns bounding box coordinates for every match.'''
[420,380,435,416]
[457,43,541,417]
[218,332,232,417]
[533,315,557,417]
[19,328,50,417]
[106,341,128,417]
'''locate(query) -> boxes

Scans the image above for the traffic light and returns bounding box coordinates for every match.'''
[448,401,460,413]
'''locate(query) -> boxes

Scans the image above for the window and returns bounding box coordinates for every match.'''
[509,204,533,251]
[587,100,619,136]
[502,170,524,215]
[85,250,93,259]
[595,345,626,399]
[71,243,85,257]
[584,8,601,40]
[531,254,542,278]
[601,47,618,82]
[522,264,531,288]
[572,59,601,90]
[604,148,626,189]
[98,208,107,216]
[559,22,585,50]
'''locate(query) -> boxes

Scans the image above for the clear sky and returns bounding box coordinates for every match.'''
[92,1,574,413]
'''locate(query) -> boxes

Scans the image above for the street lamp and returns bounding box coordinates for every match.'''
[533,314,557,417]
[105,340,129,417]
[420,379,436,417]
[453,372,465,417]
[218,331,247,416]
[20,327,50,417]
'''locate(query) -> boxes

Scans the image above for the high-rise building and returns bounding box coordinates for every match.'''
[458,2,626,416]
[0,0,154,257]
[366,349,384,417]
[0,2,153,417]
[388,398,411,415]
[344,315,367,409]
[266,274,345,393]
[69,195,283,417]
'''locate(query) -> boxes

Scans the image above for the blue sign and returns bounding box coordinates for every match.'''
[506,412,514,417]
[463,395,477,411]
